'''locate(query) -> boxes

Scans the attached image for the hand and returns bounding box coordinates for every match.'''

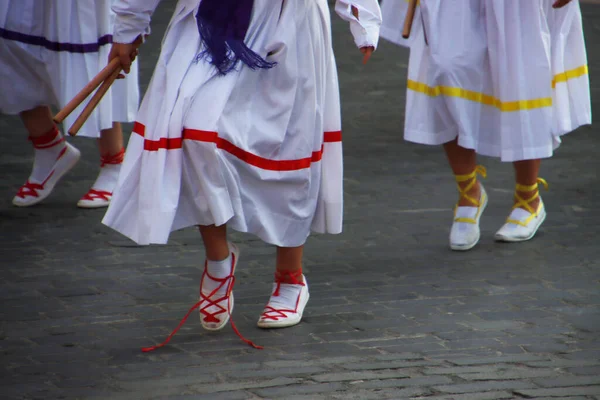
[351,6,374,64]
[108,35,144,78]
[360,46,374,65]
[552,0,573,8]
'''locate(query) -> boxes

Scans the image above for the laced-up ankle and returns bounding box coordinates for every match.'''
[140,243,263,352]
[77,148,125,208]
[13,126,80,207]
[450,165,488,251]
[257,269,309,329]
[495,178,548,242]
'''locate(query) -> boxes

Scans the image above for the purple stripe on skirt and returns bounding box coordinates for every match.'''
[0,27,112,53]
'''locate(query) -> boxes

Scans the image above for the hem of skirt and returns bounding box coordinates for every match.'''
[104,212,339,248]
[553,114,592,138]
[404,127,458,147]
[405,128,556,162]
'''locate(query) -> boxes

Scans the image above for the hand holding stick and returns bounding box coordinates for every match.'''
[54,35,143,136]
[402,0,419,39]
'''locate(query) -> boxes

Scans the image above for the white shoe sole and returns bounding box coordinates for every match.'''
[257,285,310,329]
[494,208,547,242]
[12,143,81,207]
[202,294,233,331]
[77,198,111,209]
[199,243,239,331]
[450,189,488,251]
[450,231,481,251]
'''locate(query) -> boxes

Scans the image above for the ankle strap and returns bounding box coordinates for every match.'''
[29,126,63,149]
[513,178,548,213]
[455,165,487,183]
[516,178,548,193]
[101,148,125,167]
[455,165,486,207]
[275,269,304,285]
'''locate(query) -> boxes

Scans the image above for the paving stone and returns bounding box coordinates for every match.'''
[311,370,413,383]
[190,377,302,394]
[514,386,600,398]
[448,354,551,366]
[412,391,515,400]
[1,1,599,399]
[341,359,441,370]
[567,366,600,376]
[222,366,327,380]
[251,382,348,398]
[532,375,600,388]
[433,380,538,394]
[457,367,559,381]
[351,375,454,389]
[327,387,431,400]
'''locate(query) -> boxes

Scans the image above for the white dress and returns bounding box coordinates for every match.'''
[380,0,591,162]
[102,0,382,247]
[0,0,139,138]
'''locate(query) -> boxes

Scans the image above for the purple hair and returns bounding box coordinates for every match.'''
[195,0,276,75]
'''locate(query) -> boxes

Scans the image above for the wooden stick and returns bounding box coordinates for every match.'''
[67,66,122,136]
[54,57,121,124]
[402,0,419,39]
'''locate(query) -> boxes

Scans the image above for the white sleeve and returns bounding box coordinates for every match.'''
[111,0,163,44]
[335,0,382,49]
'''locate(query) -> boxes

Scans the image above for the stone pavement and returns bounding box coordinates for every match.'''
[1,1,599,399]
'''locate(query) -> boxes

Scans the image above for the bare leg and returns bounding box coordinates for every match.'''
[20,106,55,137]
[443,138,480,206]
[97,122,124,157]
[512,159,542,210]
[275,246,303,282]
[199,224,230,261]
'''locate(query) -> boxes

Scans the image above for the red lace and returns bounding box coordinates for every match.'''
[29,126,64,149]
[15,144,68,199]
[80,189,111,202]
[141,253,263,352]
[100,148,125,167]
[16,177,49,199]
[273,269,304,296]
[260,270,305,321]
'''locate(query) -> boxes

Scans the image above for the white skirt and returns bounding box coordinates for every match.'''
[380,0,591,162]
[0,0,139,138]
[102,0,344,247]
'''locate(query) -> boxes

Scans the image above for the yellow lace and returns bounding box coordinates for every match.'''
[454,165,487,224]
[507,178,549,227]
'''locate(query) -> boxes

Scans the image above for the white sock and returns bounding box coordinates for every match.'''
[29,130,67,183]
[202,253,233,295]
[268,283,303,310]
[90,163,121,192]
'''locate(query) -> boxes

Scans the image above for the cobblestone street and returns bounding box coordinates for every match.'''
[1,1,599,399]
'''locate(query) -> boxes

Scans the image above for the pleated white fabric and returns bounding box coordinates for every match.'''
[380,0,591,161]
[0,0,139,138]
[103,0,381,247]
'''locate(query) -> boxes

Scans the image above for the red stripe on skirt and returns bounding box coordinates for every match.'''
[132,122,341,172]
